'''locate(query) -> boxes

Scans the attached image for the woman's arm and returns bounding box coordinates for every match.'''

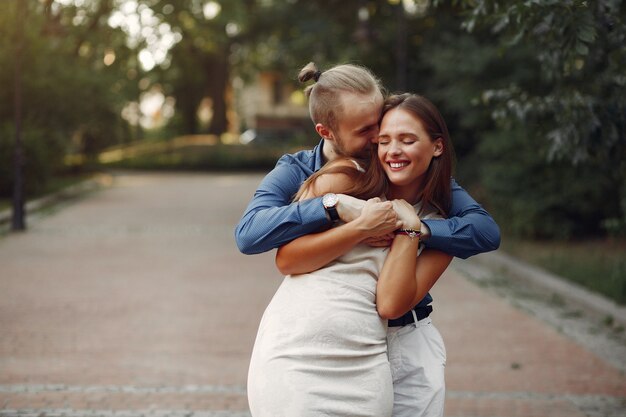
[375,233,420,319]
[276,211,379,275]
[377,245,452,319]
[409,249,452,308]
[376,200,453,319]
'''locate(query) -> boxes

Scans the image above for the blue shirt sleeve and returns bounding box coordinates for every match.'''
[234,155,330,255]
[421,179,501,259]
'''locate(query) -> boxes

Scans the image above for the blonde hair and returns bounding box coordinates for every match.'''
[298,62,383,131]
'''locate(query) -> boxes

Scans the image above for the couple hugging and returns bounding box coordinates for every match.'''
[234,61,501,417]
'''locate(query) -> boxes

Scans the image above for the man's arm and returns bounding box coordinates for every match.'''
[273,160,400,275]
[234,155,330,255]
[421,179,501,259]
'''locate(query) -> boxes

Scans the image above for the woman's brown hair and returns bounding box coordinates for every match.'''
[294,147,388,202]
[382,93,455,217]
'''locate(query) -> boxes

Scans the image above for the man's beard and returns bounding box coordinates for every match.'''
[335,135,371,159]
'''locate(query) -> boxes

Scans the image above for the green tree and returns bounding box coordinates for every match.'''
[142,0,251,135]
[450,0,626,237]
[0,0,136,200]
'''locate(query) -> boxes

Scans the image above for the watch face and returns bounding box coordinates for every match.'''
[323,193,338,208]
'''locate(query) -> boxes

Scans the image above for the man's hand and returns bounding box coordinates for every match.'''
[363,199,420,248]
[353,198,401,237]
[336,194,365,223]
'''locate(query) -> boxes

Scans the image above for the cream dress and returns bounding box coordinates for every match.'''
[247,242,393,417]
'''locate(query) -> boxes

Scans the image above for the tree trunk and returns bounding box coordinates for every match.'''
[180,90,199,134]
[205,53,229,135]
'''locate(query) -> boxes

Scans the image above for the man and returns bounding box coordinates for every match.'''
[235,62,500,417]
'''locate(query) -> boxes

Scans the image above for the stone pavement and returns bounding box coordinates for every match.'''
[0,172,624,417]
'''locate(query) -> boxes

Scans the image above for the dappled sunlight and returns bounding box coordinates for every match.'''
[107,0,181,71]
[97,135,220,164]
[203,1,221,20]
[103,48,116,66]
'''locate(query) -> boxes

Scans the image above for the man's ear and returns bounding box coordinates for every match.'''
[315,123,333,141]
[433,138,444,157]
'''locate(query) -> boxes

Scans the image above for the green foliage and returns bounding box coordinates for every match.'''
[0,123,66,198]
[448,0,626,238]
[104,143,289,172]
[143,0,252,135]
[602,217,626,238]
[1,0,623,243]
[479,124,618,239]
[0,0,136,199]
[503,238,626,305]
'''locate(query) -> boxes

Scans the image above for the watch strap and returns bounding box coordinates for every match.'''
[326,205,340,222]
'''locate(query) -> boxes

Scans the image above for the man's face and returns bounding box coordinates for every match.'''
[330,91,383,158]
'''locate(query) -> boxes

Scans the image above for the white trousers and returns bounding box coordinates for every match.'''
[387,316,447,417]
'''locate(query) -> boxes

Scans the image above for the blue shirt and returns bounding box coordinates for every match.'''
[235,140,501,306]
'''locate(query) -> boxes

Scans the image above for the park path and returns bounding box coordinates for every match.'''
[0,171,624,417]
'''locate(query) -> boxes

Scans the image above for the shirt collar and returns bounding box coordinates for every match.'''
[312,139,326,172]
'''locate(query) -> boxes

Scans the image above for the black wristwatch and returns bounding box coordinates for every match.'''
[322,193,340,222]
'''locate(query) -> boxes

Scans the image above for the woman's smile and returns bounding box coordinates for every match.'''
[387,160,411,170]
[378,109,441,185]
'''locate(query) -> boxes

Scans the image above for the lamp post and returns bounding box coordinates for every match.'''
[12,0,26,231]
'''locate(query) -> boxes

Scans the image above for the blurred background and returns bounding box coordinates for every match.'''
[1,0,625,306]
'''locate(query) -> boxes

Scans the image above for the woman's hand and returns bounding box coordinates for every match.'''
[391,199,421,231]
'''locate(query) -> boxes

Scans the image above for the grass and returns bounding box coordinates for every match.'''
[102,143,300,172]
[0,173,93,212]
[501,238,626,305]
[3,141,297,209]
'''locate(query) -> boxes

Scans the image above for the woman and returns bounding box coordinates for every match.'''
[375,94,454,417]
[247,93,453,417]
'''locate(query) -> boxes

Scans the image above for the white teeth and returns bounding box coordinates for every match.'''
[389,162,408,169]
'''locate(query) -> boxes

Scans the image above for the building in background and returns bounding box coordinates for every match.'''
[234,71,314,147]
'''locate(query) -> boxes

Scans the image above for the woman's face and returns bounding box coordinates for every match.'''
[377,107,443,189]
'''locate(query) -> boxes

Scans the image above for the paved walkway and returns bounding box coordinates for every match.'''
[0,172,624,417]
